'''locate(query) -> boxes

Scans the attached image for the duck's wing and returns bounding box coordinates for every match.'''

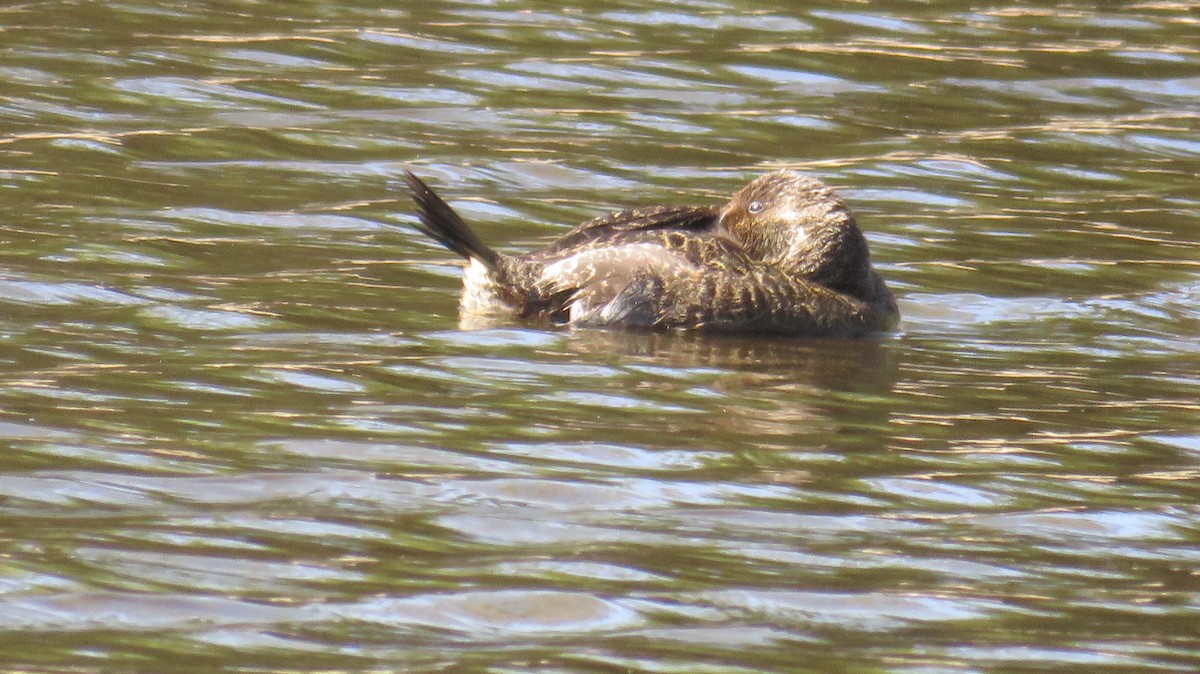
[532,205,719,259]
[530,232,753,324]
[584,266,892,336]
[531,231,896,335]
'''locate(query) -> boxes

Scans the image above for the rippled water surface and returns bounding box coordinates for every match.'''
[2,2,1198,672]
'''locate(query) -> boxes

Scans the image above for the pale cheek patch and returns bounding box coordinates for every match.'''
[775,204,820,244]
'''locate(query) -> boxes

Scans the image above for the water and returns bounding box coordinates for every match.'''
[1,1,1198,672]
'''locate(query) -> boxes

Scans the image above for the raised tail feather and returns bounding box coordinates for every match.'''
[402,170,501,269]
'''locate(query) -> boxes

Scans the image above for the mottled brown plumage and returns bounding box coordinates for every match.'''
[402,169,899,336]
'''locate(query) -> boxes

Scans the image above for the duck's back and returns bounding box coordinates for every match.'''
[462,205,741,324]
[459,203,893,335]
[529,205,719,259]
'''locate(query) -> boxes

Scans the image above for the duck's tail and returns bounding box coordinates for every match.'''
[402,170,501,270]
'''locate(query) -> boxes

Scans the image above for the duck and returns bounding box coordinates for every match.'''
[402,169,899,336]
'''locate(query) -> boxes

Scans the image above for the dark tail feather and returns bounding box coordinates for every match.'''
[402,170,501,269]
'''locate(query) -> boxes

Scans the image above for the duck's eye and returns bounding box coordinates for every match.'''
[748,201,764,213]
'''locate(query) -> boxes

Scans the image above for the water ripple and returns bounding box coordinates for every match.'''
[1,1,1198,671]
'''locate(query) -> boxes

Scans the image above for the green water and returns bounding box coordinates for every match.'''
[1,2,1198,672]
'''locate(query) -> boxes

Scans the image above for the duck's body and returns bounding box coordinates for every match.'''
[403,169,899,336]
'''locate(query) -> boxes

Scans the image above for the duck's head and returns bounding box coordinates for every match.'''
[719,170,873,295]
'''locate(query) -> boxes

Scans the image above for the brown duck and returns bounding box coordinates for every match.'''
[403,169,899,336]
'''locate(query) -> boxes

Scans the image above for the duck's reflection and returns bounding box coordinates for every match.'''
[560,328,901,448]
